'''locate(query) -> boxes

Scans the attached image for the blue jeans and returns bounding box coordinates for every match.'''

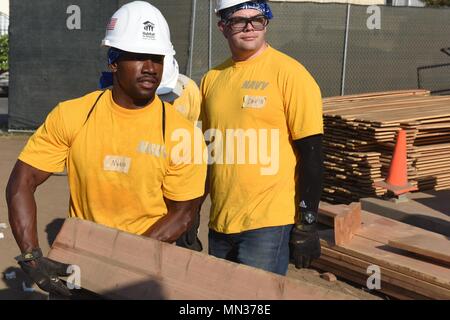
[208,225,294,275]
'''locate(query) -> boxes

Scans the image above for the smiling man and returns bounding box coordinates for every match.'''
[200,0,324,275]
[6,1,206,297]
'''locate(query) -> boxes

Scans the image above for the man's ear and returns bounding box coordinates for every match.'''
[109,62,118,73]
[218,20,227,38]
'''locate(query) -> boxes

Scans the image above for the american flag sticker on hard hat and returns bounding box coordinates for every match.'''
[107,18,117,30]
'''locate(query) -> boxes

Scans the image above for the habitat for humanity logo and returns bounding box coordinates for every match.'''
[143,21,155,40]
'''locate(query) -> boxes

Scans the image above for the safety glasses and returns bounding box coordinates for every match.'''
[225,15,269,31]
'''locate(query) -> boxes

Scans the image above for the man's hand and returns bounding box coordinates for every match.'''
[17,248,72,297]
[143,197,203,243]
[289,224,321,269]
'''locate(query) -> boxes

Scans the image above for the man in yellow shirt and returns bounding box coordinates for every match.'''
[157,54,203,251]
[6,1,206,296]
[157,55,201,123]
[200,0,324,275]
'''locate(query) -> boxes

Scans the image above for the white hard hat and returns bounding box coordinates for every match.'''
[156,54,179,95]
[102,1,175,56]
[215,0,252,13]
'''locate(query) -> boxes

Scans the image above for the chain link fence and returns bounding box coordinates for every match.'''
[8,0,450,129]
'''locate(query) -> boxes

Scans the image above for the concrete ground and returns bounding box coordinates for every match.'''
[0,135,380,300]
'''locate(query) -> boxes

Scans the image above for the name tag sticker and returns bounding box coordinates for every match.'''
[242,95,267,109]
[104,155,131,173]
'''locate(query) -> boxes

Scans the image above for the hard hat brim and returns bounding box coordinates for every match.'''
[102,40,176,57]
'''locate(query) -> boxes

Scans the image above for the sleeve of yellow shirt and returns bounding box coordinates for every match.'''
[185,78,201,123]
[163,126,207,201]
[199,74,210,131]
[282,64,324,141]
[18,104,70,173]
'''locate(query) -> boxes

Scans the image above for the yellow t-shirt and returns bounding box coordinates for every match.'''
[200,45,323,234]
[159,74,201,123]
[19,90,206,235]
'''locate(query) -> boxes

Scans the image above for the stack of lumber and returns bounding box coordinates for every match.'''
[322,89,450,203]
[315,203,450,300]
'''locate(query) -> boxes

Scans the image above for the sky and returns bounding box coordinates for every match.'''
[0,0,8,16]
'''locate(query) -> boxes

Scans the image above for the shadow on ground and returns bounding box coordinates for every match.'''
[0,266,48,300]
[414,190,450,218]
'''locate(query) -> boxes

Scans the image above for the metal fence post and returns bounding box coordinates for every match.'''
[188,0,197,78]
[341,4,351,96]
[208,0,213,70]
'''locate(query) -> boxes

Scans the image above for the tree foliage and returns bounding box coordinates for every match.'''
[0,35,8,71]
[421,0,450,6]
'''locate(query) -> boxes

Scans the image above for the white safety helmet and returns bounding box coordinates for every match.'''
[102,1,175,56]
[215,0,254,13]
[156,54,179,95]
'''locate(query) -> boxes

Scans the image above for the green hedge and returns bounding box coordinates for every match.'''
[422,0,450,6]
[0,35,8,72]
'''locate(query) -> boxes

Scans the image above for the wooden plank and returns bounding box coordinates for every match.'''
[318,208,450,290]
[318,246,450,299]
[319,206,450,299]
[319,202,362,245]
[328,96,450,115]
[323,90,429,105]
[314,253,446,299]
[312,260,421,300]
[357,210,449,244]
[48,218,355,300]
[388,235,450,265]
[319,231,450,290]
[324,95,437,114]
[325,97,450,121]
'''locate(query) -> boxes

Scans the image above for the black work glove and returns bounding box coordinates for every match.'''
[16,248,72,297]
[176,210,203,252]
[289,224,321,269]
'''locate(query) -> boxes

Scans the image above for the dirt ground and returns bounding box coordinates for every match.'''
[0,134,380,300]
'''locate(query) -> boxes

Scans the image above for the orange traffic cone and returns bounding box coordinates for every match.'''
[375,129,417,196]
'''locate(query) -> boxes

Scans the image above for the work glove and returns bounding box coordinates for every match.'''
[16,248,72,297]
[176,211,203,252]
[289,224,321,269]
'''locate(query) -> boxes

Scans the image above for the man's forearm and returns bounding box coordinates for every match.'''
[6,160,52,253]
[142,197,201,242]
[6,180,39,253]
[142,210,194,242]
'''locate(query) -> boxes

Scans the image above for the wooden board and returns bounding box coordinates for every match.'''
[48,218,354,300]
[319,247,449,299]
[389,235,450,265]
[319,202,362,245]
[319,230,450,293]
[314,208,450,300]
[314,252,449,299]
